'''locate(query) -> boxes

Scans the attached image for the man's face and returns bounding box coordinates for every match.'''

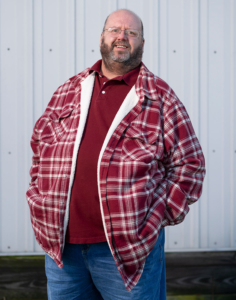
[99,11,144,68]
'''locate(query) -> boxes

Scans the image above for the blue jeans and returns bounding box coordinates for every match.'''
[45,228,166,300]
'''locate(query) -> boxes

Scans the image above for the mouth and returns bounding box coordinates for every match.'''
[115,45,128,49]
[113,43,129,50]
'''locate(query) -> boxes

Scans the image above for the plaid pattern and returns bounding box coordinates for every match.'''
[26,63,205,291]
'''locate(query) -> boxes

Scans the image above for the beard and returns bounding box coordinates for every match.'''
[100,37,143,75]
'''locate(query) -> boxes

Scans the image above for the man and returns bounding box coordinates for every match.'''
[26,9,205,300]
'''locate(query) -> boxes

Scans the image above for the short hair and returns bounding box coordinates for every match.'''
[102,9,144,37]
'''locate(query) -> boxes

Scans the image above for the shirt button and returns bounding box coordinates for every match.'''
[103,82,106,84]
[99,75,102,77]
[102,91,105,94]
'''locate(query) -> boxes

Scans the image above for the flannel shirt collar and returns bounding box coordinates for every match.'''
[135,63,160,102]
[89,59,140,87]
[70,61,160,102]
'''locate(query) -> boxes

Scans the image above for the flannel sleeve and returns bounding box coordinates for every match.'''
[26,115,46,212]
[26,85,63,205]
[160,94,206,226]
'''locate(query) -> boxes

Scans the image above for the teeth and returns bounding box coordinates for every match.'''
[117,46,127,48]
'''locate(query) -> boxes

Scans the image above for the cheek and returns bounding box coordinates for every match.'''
[130,43,137,52]
[132,40,143,51]
[110,37,118,46]
[104,37,116,48]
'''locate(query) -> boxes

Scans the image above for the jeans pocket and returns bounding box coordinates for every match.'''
[150,228,164,263]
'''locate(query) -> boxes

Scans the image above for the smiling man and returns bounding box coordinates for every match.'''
[26,9,205,300]
[100,10,144,77]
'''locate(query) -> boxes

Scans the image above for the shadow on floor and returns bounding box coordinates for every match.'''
[0,251,235,299]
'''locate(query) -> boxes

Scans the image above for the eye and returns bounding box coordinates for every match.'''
[126,29,138,37]
[110,28,120,34]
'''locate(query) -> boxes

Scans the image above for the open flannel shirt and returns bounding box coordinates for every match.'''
[26,62,205,291]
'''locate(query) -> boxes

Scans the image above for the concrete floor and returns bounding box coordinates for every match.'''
[165,251,236,299]
[0,251,235,299]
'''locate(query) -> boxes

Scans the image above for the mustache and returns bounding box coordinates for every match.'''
[112,41,130,48]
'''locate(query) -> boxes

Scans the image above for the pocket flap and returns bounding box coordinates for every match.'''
[59,108,74,120]
[124,126,158,145]
[49,108,74,123]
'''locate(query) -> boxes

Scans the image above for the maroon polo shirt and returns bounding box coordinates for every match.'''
[66,60,140,244]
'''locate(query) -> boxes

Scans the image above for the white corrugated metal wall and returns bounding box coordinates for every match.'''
[0,0,235,255]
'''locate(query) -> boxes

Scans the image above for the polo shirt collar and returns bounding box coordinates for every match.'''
[89,59,140,87]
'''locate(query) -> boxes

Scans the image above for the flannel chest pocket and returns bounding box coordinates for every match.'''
[41,108,74,144]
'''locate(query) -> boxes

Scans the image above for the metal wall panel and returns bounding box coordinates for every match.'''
[0,0,34,254]
[0,0,235,255]
[34,0,76,122]
[157,0,201,251]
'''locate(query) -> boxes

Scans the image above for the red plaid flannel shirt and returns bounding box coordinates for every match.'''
[26,62,205,291]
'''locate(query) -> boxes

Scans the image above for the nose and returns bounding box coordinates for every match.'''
[117,30,128,40]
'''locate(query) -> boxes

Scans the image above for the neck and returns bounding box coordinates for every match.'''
[101,60,138,79]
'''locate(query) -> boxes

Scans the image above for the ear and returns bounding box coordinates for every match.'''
[142,38,145,52]
[99,33,103,47]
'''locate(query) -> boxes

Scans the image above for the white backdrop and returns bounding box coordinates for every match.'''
[0,0,235,255]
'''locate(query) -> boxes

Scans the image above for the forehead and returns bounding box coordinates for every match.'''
[106,11,141,30]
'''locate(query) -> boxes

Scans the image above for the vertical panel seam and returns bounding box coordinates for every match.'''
[74,0,76,75]
[41,0,44,119]
[158,0,160,76]
[198,0,201,249]
[206,0,209,251]
[83,0,85,70]
[167,0,169,83]
[230,0,234,248]
[32,0,35,126]
[0,0,2,252]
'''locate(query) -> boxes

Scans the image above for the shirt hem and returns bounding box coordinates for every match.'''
[65,235,107,244]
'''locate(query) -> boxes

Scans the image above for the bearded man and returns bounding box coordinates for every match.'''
[26,9,205,300]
